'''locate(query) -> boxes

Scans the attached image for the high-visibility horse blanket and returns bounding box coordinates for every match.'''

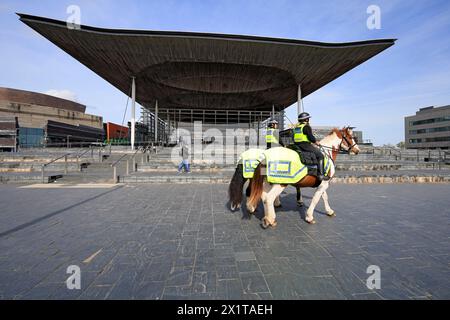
[239,147,331,184]
[239,148,265,179]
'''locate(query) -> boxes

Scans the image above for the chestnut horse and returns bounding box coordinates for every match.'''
[228,127,360,227]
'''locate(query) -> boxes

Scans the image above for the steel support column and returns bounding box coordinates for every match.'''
[297,84,303,115]
[131,77,136,150]
[155,100,158,144]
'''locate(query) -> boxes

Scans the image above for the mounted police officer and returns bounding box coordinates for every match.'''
[293,112,327,181]
[266,119,279,149]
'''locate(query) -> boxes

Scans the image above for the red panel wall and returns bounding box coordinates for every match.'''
[106,122,128,140]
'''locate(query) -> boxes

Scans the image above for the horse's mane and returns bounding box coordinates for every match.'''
[327,128,342,138]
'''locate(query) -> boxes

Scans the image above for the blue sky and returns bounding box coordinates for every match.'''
[1,0,449,145]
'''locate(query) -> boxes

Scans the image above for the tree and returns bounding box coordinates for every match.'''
[397,141,405,149]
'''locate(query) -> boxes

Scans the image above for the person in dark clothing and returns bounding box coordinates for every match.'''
[292,112,327,180]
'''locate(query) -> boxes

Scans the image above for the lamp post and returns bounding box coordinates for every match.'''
[67,135,71,149]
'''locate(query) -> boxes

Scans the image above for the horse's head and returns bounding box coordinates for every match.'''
[340,127,360,155]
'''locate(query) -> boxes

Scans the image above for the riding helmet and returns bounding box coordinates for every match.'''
[298,112,311,122]
[268,119,278,128]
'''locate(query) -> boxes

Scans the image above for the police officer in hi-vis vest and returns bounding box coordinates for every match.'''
[293,112,327,180]
[266,120,280,149]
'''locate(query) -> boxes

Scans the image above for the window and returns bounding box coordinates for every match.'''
[424,136,450,142]
[410,137,450,143]
[411,116,450,126]
[409,126,450,135]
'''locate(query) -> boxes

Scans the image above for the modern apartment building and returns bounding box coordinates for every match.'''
[405,105,450,149]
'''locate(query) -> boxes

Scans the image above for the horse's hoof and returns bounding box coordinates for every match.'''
[262,218,276,229]
[297,202,304,207]
[306,219,316,224]
[231,204,236,211]
[327,212,336,217]
[274,204,282,208]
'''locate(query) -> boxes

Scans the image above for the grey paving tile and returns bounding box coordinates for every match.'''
[191,271,217,294]
[166,266,193,286]
[235,251,256,261]
[237,260,260,273]
[239,271,270,294]
[133,281,164,299]
[217,279,244,299]
[216,265,239,280]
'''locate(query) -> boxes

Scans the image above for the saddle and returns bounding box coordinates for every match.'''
[287,144,321,177]
[287,144,318,165]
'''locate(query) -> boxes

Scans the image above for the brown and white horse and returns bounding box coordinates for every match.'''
[228,127,360,227]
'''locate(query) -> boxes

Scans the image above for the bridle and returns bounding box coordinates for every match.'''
[339,128,358,154]
[319,128,358,156]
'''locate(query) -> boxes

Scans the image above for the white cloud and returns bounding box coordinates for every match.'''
[44,89,78,102]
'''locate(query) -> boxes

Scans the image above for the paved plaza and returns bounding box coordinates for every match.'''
[0,183,449,300]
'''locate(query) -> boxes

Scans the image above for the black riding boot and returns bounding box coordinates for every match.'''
[317,159,325,181]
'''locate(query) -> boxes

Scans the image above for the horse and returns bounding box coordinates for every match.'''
[228,127,360,227]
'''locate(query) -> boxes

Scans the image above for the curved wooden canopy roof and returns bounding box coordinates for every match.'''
[18,13,395,114]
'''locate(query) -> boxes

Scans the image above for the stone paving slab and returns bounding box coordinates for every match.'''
[0,183,449,300]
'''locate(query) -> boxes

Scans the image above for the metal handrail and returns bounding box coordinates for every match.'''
[77,148,92,157]
[110,147,145,183]
[41,152,72,183]
[42,152,72,168]
[40,146,101,183]
[110,153,130,168]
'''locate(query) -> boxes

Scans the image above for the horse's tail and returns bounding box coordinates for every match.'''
[228,164,246,210]
[248,162,265,209]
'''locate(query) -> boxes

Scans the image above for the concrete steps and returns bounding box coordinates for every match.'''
[135,160,442,172]
[0,161,84,172]
[55,173,113,184]
[1,146,448,184]
[0,171,63,184]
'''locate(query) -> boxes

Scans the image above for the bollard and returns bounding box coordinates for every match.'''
[132,158,136,172]
[64,155,68,174]
[126,160,129,175]
[438,149,441,170]
[91,148,94,159]
[113,166,117,184]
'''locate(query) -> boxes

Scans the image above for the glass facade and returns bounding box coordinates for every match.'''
[19,127,44,147]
